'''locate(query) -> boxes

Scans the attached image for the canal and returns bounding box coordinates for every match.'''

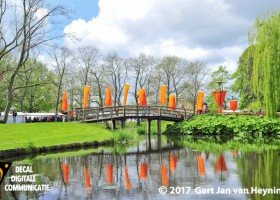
[0,136,279,200]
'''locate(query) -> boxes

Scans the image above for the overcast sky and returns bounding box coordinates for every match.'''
[51,0,280,72]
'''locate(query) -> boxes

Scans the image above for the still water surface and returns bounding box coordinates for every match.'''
[0,136,279,200]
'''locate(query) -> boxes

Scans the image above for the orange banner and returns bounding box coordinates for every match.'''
[213,91,226,113]
[61,91,68,111]
[215,153,227,172]
[230,100,238,112]
[196,91,204,111]
[198,155,206,176]
[160,85,167,105]
[62,163,70,186]
[169,95,176,110]
[84,167,91,188]
[83,85,90,109]
[170,154,178,172]
[123,83,130,105]
[105,87,113,107]
[138,89,147,106]
[161,164,169,186]
[140,163,148,180]
[107,164,114,185]
[124,166,132,190]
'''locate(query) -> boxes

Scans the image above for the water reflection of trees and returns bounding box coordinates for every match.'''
[1,137,279,200]
[237,151,280,200]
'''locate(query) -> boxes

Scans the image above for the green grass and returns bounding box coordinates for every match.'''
[0,122,113,150]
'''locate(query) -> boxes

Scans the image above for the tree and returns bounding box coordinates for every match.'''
[52,46,72,120]
[249,12,280,117]
[103,52,128,106]
[184,61,208,112]
[206,66,231,111]
[130,54,155,105]
[231,46,261,110]
[0,0,67,123]
[13,59,56,112]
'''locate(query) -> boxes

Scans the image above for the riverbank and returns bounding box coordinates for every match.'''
[0,121,171,158]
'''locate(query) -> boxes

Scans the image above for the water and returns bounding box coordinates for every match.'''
[0,137,279,200]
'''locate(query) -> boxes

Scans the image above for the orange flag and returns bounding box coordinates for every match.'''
[230,100,238,112]
[84,167,91,188]
[107,164,114,185]
[138,89,147,106]
[62,163,70,186]
[140,163,148,180]
[105,87,113,107]
[83,85,90,108]
[168,95,176,110]
[198,155,206,176]
[124,166,132,190]
[170,154,178,172]
[213,91,226,114]
[160,85,167,105]
[61,91,68,111]
[123,83,130,105]
[196,91,204,111]
[215,153,227,172]
[161,164,169,186]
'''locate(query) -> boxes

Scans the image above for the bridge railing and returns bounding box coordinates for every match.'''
[74,105,193,121]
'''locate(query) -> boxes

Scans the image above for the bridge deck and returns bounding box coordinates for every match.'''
[75,105,192,123]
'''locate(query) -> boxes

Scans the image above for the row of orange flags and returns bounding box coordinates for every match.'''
[62,84,177,111]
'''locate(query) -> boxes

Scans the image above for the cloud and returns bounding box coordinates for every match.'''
[63,0,280,71]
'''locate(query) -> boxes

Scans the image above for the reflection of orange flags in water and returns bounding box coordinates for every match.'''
[196,91,204,111]
[169,95,176,111]
[107,164,114,185]
[160,85,167,105]
[124,167,132,190]
[198,155,206,176]
[138,89,147,106]
[84,85,90,108]
[140,163,148,180]
[215,154,227,172]
[161,164,169,186]
[61,91,69,111]
[62,163,70,186]
[170,154,178,172]
[213,91,226,114]
[230,100,238,112]
[105,87,113,107]
[123,83,130,106]
[84,167,91,188]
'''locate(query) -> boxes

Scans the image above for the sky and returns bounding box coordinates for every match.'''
[49,0,280,73]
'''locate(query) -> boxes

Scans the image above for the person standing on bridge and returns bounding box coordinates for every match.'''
[202,103,209,114]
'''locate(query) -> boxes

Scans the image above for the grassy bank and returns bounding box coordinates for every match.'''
[0,122,113,150]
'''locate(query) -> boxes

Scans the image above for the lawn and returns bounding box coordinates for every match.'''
[0,122,113,150]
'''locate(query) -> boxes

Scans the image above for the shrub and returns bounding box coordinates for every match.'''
[164,114,280,136]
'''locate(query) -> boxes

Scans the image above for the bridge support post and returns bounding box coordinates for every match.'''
[147,119,151,135]
[121,119,126,128]
[157,119,161,135]
[112,120,117,130]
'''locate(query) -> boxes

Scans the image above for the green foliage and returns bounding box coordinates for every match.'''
[166,135,280,153]
[164,114,280,136]
[111,128,141,144]
[231,46,261,109]
[206,66,231,111]
[249,12,280,117]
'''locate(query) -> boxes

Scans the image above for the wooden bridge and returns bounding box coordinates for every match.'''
[75,105,193,134]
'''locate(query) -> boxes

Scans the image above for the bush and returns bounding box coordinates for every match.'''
[164,114,280,136]
[111,128,141,144]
